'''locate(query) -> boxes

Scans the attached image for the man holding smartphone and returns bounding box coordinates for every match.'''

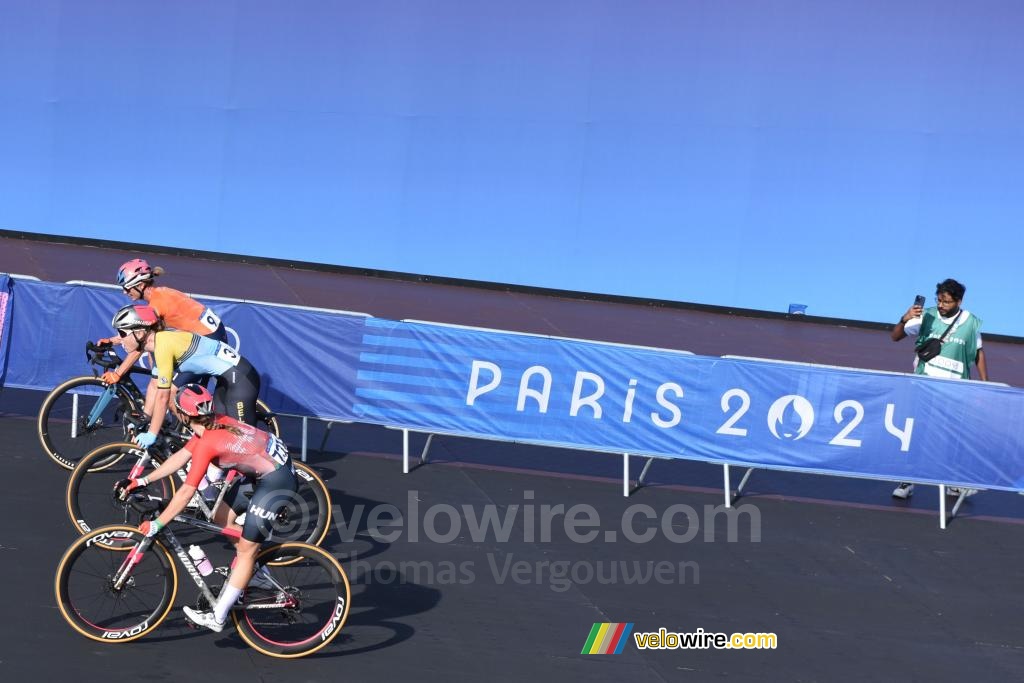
[889,278,988,499]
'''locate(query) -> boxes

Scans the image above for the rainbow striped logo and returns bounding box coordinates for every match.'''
[581,622,634,655]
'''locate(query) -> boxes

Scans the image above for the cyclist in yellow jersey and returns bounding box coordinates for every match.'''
[110,304,261,449]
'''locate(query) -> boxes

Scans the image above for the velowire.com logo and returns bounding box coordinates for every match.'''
[581,623,634,655]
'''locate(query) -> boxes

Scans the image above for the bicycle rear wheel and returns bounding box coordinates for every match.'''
[65,443,175,535]
[38,376,140,470]
[232,542,350,658]
[266,462,332,551]
[55,525,178,643]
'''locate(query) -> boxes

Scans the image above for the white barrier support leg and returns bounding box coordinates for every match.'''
[633,457,655,494]
[318,421,335,454]
[939,485,947,530]
[950,490,969,519]
[71,393,79,439]
[724,464,732,509]
[732,468,756,503]
[420,433,435,465]
[301,416,308,462]
[623,453,630,497]
[403,428,410,474]
[738,468,755,492]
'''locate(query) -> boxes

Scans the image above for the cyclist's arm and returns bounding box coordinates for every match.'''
[142,377,158,418]
[141,446,192,484]
[153,481,197,530]
[111,349,143,381]
[145,387,172,439]
[145,331,176,434]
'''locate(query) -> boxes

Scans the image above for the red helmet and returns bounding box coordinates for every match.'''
[117,259,153,289]
[175,384,215,418]
[111,303,159,330]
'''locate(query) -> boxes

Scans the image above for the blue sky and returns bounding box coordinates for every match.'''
[2,1,1022,334]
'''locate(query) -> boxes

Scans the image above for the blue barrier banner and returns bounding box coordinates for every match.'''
[4,281,124,390]
[2,280,364,421]
[0,274,12,382]
[6,279,1024,491]
[355,319,1024,491]
[207,300,363,420]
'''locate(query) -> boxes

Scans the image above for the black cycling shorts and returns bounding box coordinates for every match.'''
[213,356,260,426]
[224,464,298,543]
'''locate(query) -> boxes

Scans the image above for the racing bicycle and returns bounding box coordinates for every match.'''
[55,496,350,658]
[65,428,331,550]
[38,341,280,470]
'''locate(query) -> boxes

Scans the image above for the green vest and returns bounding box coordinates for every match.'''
[914,307,982,379]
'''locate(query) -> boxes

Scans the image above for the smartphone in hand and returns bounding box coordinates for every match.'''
[914,294,925,307]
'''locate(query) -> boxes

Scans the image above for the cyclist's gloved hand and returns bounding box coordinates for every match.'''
[138,519,163,537]
[134,432,157,449]
[113,478,132,500]
[95,337,114,347]
[101,370,121,385]
[113,477,146,501]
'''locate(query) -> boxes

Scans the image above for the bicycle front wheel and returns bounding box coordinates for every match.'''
[38,376,139,470]
[65,443,176,536]
[232,542,350,658]
[55,525,178,644]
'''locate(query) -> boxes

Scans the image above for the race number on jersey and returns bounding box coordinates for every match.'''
[200,307,222,334]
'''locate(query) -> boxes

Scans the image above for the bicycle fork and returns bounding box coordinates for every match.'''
[79,385,118,435]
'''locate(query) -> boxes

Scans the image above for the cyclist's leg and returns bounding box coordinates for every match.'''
[219,358,260,426]
[188,468,296,630]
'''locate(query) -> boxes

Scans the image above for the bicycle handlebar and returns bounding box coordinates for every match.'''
[84,341,151,376]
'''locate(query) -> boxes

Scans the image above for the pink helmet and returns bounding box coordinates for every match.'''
[117,259,153,289]
[111,303,160,331]
[175,383,215,418]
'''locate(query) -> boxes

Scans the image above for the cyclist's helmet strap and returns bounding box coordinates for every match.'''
[176,383,215,418]
[117,258,153,290]
[111,303,159,330]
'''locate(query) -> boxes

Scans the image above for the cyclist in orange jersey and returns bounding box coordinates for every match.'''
[98,258,229,386]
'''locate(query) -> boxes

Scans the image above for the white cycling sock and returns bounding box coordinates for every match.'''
[214,583,243,624]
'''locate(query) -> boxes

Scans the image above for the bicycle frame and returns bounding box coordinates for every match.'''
[73,342,149,432]
[124,445,249,525]
[110,514,291,612]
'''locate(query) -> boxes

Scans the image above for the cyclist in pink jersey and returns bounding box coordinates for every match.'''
[115,384,297,633]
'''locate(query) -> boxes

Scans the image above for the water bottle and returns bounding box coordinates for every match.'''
[187,545,214,576]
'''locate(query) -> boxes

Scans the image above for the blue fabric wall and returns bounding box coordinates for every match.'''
[5,278,1023,491]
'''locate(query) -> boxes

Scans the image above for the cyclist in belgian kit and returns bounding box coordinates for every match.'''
[98,258,228,386]
[116,384,298,632]
[110,303,261,449]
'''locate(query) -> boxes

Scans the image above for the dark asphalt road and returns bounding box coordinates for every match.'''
[3,387,1024,681]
